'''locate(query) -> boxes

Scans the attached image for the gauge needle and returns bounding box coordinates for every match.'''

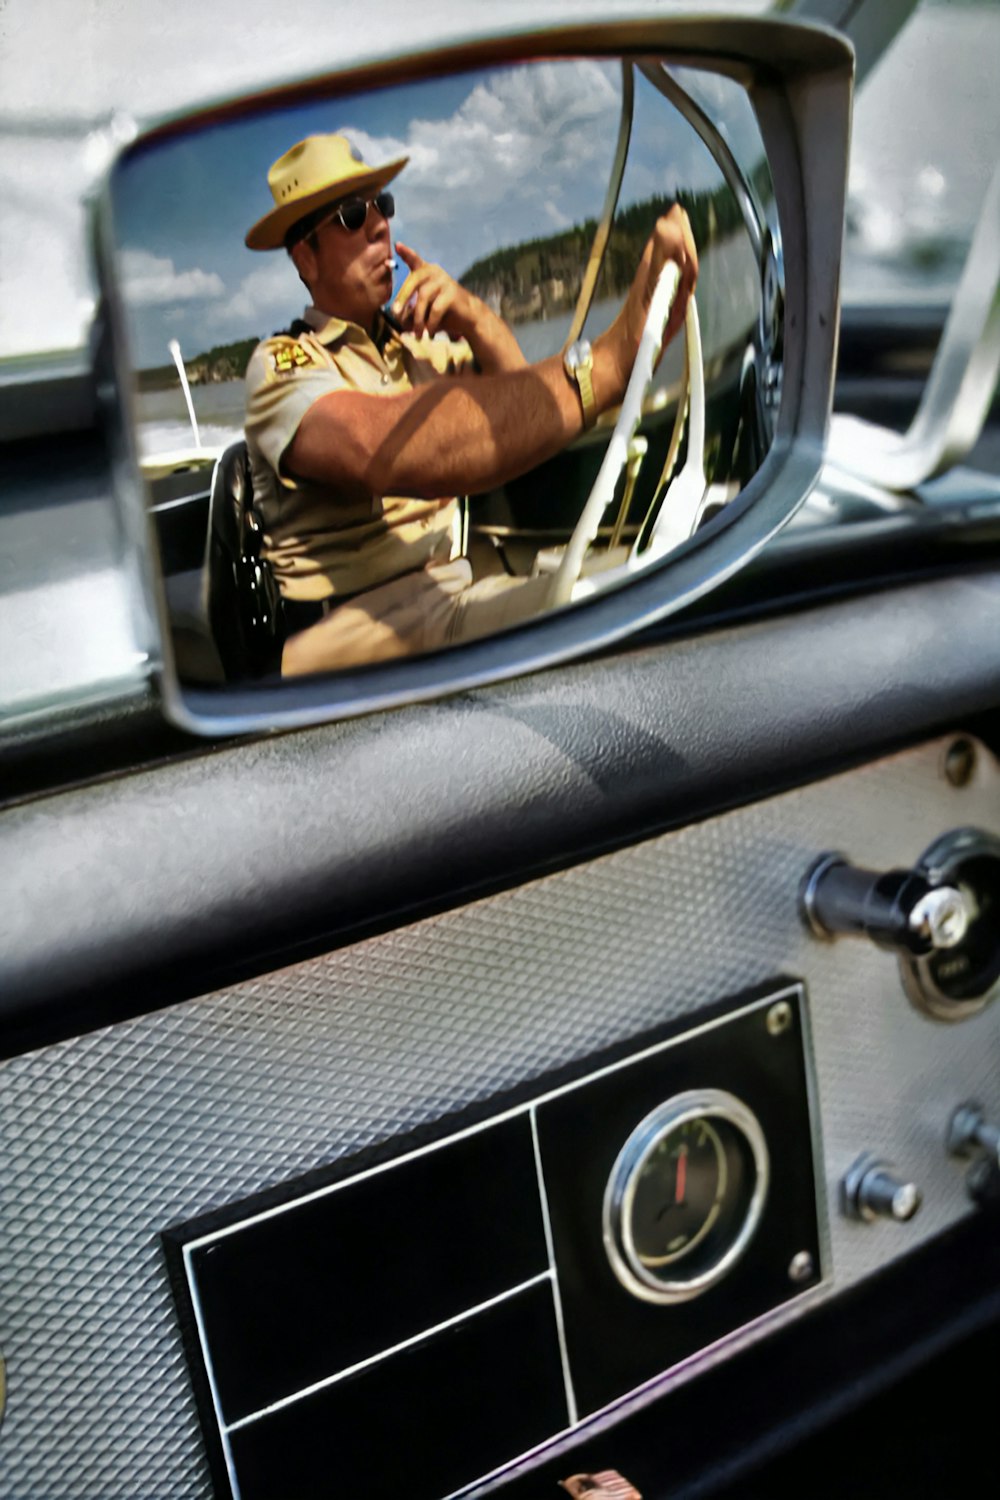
[657,1144,688,1217]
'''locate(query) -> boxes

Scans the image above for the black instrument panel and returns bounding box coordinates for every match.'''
[167,981,821,1500]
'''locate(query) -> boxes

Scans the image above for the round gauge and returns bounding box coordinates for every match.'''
[603,1089,769,1304]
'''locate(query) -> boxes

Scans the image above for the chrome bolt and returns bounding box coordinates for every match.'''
[948,1102,1000,1165]
[890,1181,922,1220]
[841,1153,922,1223]
[788,1251,815,1283]
[767,1000,793,1036]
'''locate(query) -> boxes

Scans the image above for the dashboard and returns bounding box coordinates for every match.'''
[3,571,1000,1499]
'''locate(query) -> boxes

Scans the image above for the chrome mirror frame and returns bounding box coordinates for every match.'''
[94,13,854,737]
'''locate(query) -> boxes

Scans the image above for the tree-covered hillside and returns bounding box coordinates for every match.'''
[459,177,764,323]
[138,336,260,390]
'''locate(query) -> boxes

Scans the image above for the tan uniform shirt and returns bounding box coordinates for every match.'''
[244,306,475,601]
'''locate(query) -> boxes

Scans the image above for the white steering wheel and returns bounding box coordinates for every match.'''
[548,258,707,607]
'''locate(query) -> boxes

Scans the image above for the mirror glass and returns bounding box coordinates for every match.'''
[108,54,782,685]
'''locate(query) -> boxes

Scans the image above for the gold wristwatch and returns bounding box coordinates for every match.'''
[563,338,596,429]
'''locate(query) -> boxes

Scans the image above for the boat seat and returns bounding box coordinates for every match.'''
[205,439,285,681]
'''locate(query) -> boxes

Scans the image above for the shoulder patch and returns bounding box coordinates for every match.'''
[272,341,316,374]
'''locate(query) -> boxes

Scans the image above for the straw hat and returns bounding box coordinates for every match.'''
[245,133,408,251]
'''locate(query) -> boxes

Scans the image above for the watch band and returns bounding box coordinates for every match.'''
[574,359,596,429]
[564,340,597,429]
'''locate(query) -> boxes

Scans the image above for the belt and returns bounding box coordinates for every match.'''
[281,594,348,632]
[281,569,428,633]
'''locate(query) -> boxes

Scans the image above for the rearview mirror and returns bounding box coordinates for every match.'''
[97,16,853,735]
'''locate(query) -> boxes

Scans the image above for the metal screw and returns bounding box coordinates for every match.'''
[788,1250,815,1283]
[767,1000,793,1036]
[943,737,976,788]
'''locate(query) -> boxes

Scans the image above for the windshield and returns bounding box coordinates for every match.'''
[825,0,1000,485]
[843,0,1000,312]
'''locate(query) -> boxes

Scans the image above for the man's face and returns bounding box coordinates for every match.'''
[293,193,396,327]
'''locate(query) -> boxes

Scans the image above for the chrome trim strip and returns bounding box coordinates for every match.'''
[181,1239,244,1500]
[563,60,634,353]
[530,1107,579,1427]
[796,979,833,1286]
[638,61,765,264]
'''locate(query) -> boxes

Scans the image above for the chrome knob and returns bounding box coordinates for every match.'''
[801,852,969,956]
[802,829,1000,1022]
[841,1154,922,1224]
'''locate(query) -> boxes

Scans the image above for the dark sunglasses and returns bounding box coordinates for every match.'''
[317,190,396,235]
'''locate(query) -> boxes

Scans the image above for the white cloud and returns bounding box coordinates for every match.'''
[541,200,572,231]
[119,248,225,305]
[207,255,299,330]
[338,61,622,274]
[184,62,628,344]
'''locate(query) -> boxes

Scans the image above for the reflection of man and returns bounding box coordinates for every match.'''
[244,132,696,675]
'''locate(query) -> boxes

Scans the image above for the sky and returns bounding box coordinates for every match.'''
[109,60,760,369]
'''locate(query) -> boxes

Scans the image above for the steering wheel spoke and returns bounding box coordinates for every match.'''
[637,293,707,560]
[549,260,684,608]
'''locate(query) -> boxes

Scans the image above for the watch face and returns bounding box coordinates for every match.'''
[567,338,593,371]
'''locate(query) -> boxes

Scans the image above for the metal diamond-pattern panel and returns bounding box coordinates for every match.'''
[2,737,999,1499]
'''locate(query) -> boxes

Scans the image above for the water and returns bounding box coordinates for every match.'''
[135,381,246,456]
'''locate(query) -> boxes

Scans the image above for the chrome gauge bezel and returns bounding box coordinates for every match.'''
[899,826,1000,1022]
[603,1088,770,1304]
